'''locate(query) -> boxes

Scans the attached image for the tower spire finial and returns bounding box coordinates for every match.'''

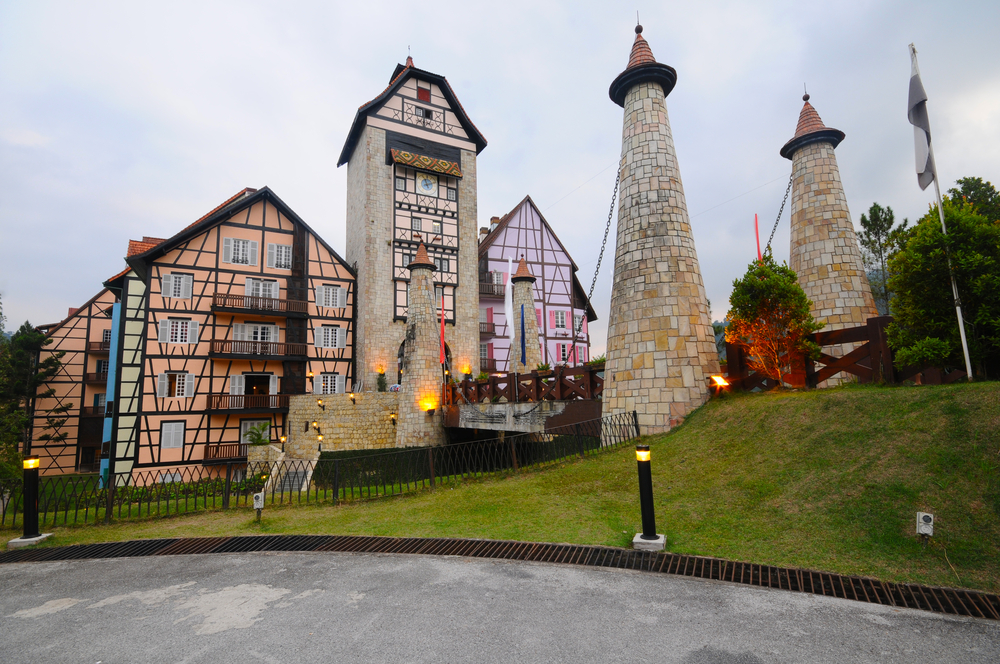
[636,11,642,33]
[405,45,413,68]
[803,83,809,102]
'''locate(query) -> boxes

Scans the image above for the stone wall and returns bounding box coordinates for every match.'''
[285,392,400,459]
[452,148,480,378]
[604,81,720,434]
[511,275,542,371]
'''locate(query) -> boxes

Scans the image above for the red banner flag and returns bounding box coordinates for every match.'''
[754,213,762,261]
[440,292,446,364]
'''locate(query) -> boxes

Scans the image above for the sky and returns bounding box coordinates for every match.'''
[2,0,998,355]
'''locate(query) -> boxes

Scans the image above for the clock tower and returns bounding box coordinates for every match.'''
[339,57,487,391]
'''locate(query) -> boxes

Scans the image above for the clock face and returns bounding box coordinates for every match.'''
[418,174,438,194]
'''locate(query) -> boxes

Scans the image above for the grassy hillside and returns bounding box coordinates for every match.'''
[5,383,999,592]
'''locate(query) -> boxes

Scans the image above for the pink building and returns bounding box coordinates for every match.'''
[478,196,596,373]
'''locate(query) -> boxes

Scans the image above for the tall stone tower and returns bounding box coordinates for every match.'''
[603,26,720,434]
[339,57,487,391]
[510,256,542,372]
[781,94,877,376]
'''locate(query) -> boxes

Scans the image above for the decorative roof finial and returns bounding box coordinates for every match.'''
[636,11,642,34]
[406,45,413,68]
[803,83,809,102]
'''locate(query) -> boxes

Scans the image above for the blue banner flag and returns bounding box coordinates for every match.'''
[520,304,526,366]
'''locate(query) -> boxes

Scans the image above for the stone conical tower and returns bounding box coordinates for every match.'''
[781,94,877,383]
[603,26,720,434]
[510,256,542,371]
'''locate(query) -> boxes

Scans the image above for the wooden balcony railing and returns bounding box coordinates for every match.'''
[447,365,604,405]
[80,406,105,418]
[204,443,248,461]
[479,322,495,336]
[479,282,504,297]
[208,394,290,410]
[87,341,111,352]
[212,292,308,315]
[480,358,497,373]
[210,340,308,357]
[84,372,108,384]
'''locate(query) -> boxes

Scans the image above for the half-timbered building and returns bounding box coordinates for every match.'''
[478,196,597,372]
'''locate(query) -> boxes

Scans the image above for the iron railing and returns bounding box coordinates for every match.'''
[210,340,308,357]
[208,394,290,410]
[211,292,308,315]
[0,412,639,529]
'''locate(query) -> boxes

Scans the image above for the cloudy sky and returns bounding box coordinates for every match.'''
[2,1,998,353]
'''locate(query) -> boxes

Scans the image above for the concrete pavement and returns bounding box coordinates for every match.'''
[0,551,997,663]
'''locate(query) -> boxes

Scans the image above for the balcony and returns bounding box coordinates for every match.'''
[212,292,309,318]
[208,393,290,413]
[480,358,498,373]
[210,340,308,360]
[84,372,108,384]
[479,322,495,336]
[80,406,105,418]
[204,443,248,463]
[88,341,111,353]
[479,282,504,297]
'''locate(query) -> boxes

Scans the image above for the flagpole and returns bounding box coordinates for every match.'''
[910,44,974,380]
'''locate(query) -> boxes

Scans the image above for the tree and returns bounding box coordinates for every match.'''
[725,256,823,385]
[948,177,1000,223]
[858,203,910,315]
[887,199,1000,378]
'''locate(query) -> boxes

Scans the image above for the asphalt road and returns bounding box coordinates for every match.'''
[0,551,997,663]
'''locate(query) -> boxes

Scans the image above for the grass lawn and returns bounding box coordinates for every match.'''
[3,382,998,592]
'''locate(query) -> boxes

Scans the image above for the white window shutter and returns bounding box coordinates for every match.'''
[229,375,244,395]
[267,243,276,268]
[223,238,233,263]
[161,274,173,298]
[337,327,346,349]
[313,374,322,394]
[269,374,278,394]
[188,321,199,343]
[158,320,169,343]
[314,327,324,348]
[336,375,346,394]
[157,373,168,397]
[249,241,258,266]
[181,275,193,299]
[184,373,195,398]
[336,287,346,308]
[244,276,252,297]
[233,324,247,341]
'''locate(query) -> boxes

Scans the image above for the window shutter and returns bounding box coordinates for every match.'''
[267,281,278,299]
[157,373,168,397]
[268,374,278,395]
[313,374,322,395]
[267,243,276,268]
[161,274,173,298]
[336,375,346,394]
[549,311,555,329]
[233,324,247,341]
[181,275,193,299]
[244,276,252,297]
[184,373,195,398]
[223,238,233,263]
[188,321,199,343]
[486,308,493,324]
[158,320,169,343]
[229,375,244,395]
[337,327,346,349]
[249,241,258,266]
[582,317,588,334]
[487,343,494,360]
[315,285,324,307]
[336,287,346,308]
[536,308,541,327]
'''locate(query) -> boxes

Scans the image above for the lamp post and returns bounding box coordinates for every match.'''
[632,445,666,551]
[22,456,40,540]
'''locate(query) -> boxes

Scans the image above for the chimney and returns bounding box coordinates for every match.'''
[489,216,500,231]
[67,307,79,317]
[479,227,489,243]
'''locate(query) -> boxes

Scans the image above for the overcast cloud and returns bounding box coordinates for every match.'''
[2,1,998,354]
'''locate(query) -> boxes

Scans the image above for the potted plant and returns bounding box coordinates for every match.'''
[535,363,552,377]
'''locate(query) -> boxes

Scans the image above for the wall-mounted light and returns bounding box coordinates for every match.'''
[279,435,287,451]
[307,371,314,378]
[316,398,325,411]
[420,397,437,416]
[390,412,397,426]
[23,456,40,470]
[349,392,356,405]
[311,421,319,432]
[317,434,324,442]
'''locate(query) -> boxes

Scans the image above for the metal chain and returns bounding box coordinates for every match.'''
[765,172,794,255]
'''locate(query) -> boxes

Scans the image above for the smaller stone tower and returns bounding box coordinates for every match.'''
[396,244,445,447]
[781,94,877,384]
[510,256,542,371]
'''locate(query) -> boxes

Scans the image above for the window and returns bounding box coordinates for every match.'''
[417,87,431,102]
[222,238,258,266]
[574,315,584,333]
[492,271,503,285]
[435,286,444,305]
[396,177,406,191]
[316,325,346,349]
[267,244,293,270]
[240,419,270,444]
[233,324,277,342]
[95,360,109,375]
[315,373,346,395]
[157,372,195,398]
[102,329,112,344]
[434,257,449,273]
[480,343,489,360]
[577,345,588,363]
[160,422,185,450]
[159,471,183,483]
[411,217,421,231]
[446,188,457,202]
[246,278,278,299]
[94,393,107,410]
[161,274,193,299]
[479,308,488,323]
[554,311,567,329]
[415,107,434,121]
[157,319,199,344]
[432,221,442,235]
[315,285,346,308]
[401,252,415,268]
[558,344,569,362]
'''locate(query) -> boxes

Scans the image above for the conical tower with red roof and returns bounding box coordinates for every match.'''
[781,94,876,384]
[603,26,719,434]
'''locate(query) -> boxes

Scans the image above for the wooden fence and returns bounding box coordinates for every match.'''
[445,365,604,405]
[724,316,967,390]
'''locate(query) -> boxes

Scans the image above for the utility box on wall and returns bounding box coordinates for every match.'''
[916,512,934,537]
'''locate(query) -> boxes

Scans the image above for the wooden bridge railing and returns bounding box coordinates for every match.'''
[444,365,604,405]
[724,315,967,390]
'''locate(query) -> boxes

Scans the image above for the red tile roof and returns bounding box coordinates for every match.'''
[792,99,829,138]
[127,239,159,257]
[512,256,535,280]
[408,242,436,270]
[780,94,845,159]
[627,29,657,69]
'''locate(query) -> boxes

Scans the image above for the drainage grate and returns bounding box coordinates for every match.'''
[2,535,997,621]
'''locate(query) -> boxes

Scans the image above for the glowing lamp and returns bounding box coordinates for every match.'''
[317,434,324,442]
[317,398,325,411]
[23,456,40,470]
[711,376,729,387]
[635,448,650,462]
[349,393,356,405]
[635,444,657,542]
[460,365,470,375]
[21,455,41,540]
[390,412,397,426]
[311,421,319,430]
[307,371,314,378]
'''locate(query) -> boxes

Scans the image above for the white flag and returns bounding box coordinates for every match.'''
[907,44,935,191]
[504,257,515,357]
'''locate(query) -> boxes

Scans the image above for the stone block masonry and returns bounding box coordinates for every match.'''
[285,393,400,459]
[510,258,542,371]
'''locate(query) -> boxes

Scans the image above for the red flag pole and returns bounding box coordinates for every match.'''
[440,292,446,365]
[754,213,762,261]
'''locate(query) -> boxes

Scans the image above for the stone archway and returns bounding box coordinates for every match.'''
[398,341,451,385]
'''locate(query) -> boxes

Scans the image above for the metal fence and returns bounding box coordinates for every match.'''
[0,412,640,530]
